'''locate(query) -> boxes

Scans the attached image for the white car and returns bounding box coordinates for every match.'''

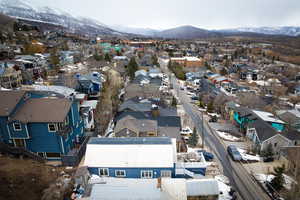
[181,127,193,136]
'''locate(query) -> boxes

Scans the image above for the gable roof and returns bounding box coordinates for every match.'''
[11,98,72,123]
[118,99,153,112]
[248,119,278,142]
[0,91,26,116]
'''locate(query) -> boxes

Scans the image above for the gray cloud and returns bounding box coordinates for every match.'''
[29,0,300,29]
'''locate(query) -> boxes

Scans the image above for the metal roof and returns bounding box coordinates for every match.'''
[88,137,172,145]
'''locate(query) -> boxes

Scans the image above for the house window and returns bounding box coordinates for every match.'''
[274,143,277,147]
[48,124,57,132]
[161,170,172,177]
[45,152,61,158]
[115,170,126,177]
[13,122,22,131]
[99,168,109,176]
[141,170,153,178]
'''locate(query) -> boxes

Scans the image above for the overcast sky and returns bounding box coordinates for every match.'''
[29,0,300,30]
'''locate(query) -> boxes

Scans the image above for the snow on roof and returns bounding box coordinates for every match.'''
[90,178,186,200]
[171,57,201,62]
[75,93,86,100]
[81,100,98,109]
[84,137,175,168]
[252,110,285,124]
[30,85,75,97]
[184,57,201,62]
[186,179,219,196]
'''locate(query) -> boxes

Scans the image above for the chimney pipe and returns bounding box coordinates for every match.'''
[157,177,162,190]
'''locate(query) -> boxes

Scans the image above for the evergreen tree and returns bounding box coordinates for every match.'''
[104,53,111,62]
[188,127,199,147]
[171,96,177,107]
[261,143,274,157]
[50,48,60,71]
[270,165,285,191]
[127,57,138,80]
[116,50,122,56]
[207,101,214,113]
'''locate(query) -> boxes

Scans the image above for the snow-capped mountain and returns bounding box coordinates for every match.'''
[110,25,159,36]
[0,0,125,36]
[221,26,300,37]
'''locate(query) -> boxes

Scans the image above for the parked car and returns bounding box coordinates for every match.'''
[191,95,199,100]
[197,150,214,161]
[263,157,274,162]
[227,145,243,161]
[181,127,193,136]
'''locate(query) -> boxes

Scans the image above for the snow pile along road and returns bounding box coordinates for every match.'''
[216,131,240,142]
[237,148,260,162]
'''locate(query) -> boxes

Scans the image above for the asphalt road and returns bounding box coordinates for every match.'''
[160,59,270,200]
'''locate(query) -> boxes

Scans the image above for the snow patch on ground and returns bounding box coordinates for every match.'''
[216,131,240,142]
[215,175,232,200]
[237,148,260,162]
[254,173,297,190]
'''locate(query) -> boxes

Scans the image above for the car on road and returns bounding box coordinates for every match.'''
[227,145,243,161]
[191,95,199,100]
[181,127,193,136]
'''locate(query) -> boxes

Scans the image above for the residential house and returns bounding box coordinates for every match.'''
[0,62,22,89]
[246,119,290,154]
[114,110,186,152]
[170,57,203,68]
[84,137,207,179]
[0,90,85,162]
[88,178,219,200]
[232,107,285,132]
[76,72,103,97]
[277,109,300,131]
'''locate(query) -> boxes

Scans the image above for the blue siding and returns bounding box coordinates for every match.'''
[271,123,284,132]
[26,123,62,154]
[0,117,10,143]
[88,167,175,178]
[0,97,85,161]
[7,122,29,139]
[186,167,206,176]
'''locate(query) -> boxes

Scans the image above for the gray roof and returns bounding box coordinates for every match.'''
[118,99,153,112]
[283,129,300,141]
[248,119,278,142]
[88,137,172,145]
[12,98,72,123]
[0,91,26,116]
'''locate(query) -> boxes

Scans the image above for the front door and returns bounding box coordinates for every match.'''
[14,139,25,148]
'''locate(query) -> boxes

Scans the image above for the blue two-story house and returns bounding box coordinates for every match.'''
[0,90,85,161]
[84,137,208,179]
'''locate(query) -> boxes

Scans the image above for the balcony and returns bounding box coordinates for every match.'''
[61,136,90,166]
[57,126,72,137]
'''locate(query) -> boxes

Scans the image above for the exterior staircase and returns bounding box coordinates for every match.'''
[0,141,45,163]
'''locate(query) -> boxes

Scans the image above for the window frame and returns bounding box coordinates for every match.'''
[115,170,126,177]
[160,170,172,177]
[48,123,57,132]
[141,170,153,179]
[13,122,22,131]
[99,168,109,176]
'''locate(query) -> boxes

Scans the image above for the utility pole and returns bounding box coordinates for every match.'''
[202,111,204,148]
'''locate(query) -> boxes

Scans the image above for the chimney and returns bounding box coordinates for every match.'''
[157,177,162,190]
